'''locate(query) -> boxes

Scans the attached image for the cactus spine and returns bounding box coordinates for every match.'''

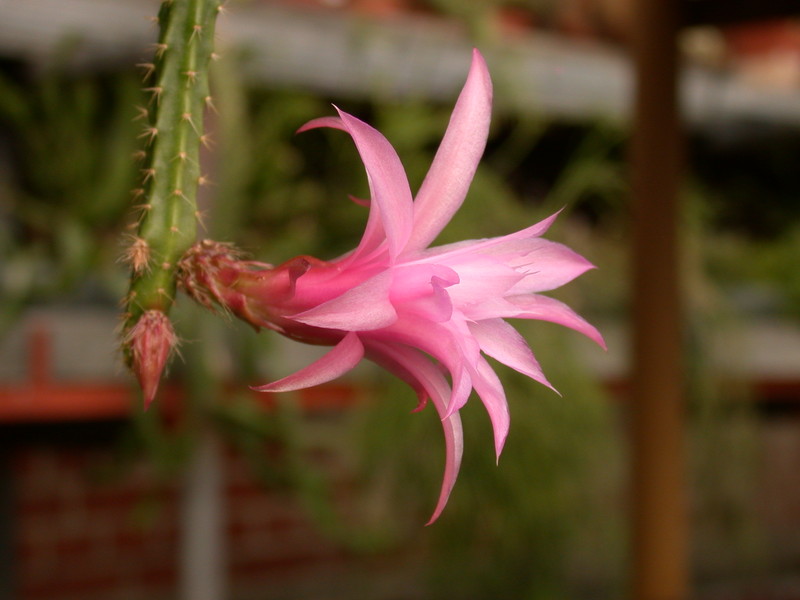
[122,0,221,405]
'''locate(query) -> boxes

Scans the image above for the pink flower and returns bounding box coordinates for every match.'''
[179,49,604,523]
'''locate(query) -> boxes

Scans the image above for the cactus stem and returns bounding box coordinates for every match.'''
[181,112,200,135]
[127,296,142,313]
[119,291,136,310]
[121,236,152,274]
[138,127,159,144]
[122,0,221,404]
[144,87,164,105]
[132,211,149,226]
[137,63,156,81]
[152,43,169,59]
[118,295,133,311]
[194,209,208,229]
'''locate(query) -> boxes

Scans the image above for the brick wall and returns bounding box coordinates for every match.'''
[11,443,180,600]
[6,427,422,600]
[7,413,800,600]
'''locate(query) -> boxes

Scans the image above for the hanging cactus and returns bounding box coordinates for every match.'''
[121,0,222,407]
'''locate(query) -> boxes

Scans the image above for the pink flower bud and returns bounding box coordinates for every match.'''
[126,310,177,409]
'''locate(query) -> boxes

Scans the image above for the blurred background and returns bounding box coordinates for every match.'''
[1,0,800,598]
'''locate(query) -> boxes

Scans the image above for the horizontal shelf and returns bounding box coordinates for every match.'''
[1,0,799,126]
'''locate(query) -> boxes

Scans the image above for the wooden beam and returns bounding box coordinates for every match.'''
[629,0,689,597]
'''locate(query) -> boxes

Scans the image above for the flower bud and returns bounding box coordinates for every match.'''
[125,310,178,408]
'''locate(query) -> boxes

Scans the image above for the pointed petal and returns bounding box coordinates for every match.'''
[470,356,510,460]
[406,49,493,251]
[336,108,414,261]
[372,315,477,415]
[446,363,473,415]
[296,116,346,134]
[468,318,556,391]
[502,240,596,294]
[348,194,370,207]
[298,114,385,264]
[504,294,606,349]
[427,394,464,524]
[414,210,563,262]
[252,332,364,392]
[298,110,414,264]
[366,341,464,525]
[293,271,397,331]
[441,256,525,307]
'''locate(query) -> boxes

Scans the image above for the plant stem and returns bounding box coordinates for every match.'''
[122,0,222,403]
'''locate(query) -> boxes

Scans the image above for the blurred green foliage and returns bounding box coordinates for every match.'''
[0,66,141,332]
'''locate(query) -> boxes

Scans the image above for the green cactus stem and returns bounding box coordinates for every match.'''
[121,0,222,404]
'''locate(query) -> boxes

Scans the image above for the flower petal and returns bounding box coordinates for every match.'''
[439,256,525,308]
[336,108,414,261]
[406,48,493,251]
[494,294,607,349]
[390,264,459,322]
[390,264,458,299]
[298,111,414,263]
[293,271,397,331]
[298,115,386,264]
[414,211,563,262]
[498,239,596,293]
[252,332,364,392]
[371,315,477,414]
[470,356,510,460]
[366,341,464,525]
[296,116,347,134]
[468,318,555,391]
